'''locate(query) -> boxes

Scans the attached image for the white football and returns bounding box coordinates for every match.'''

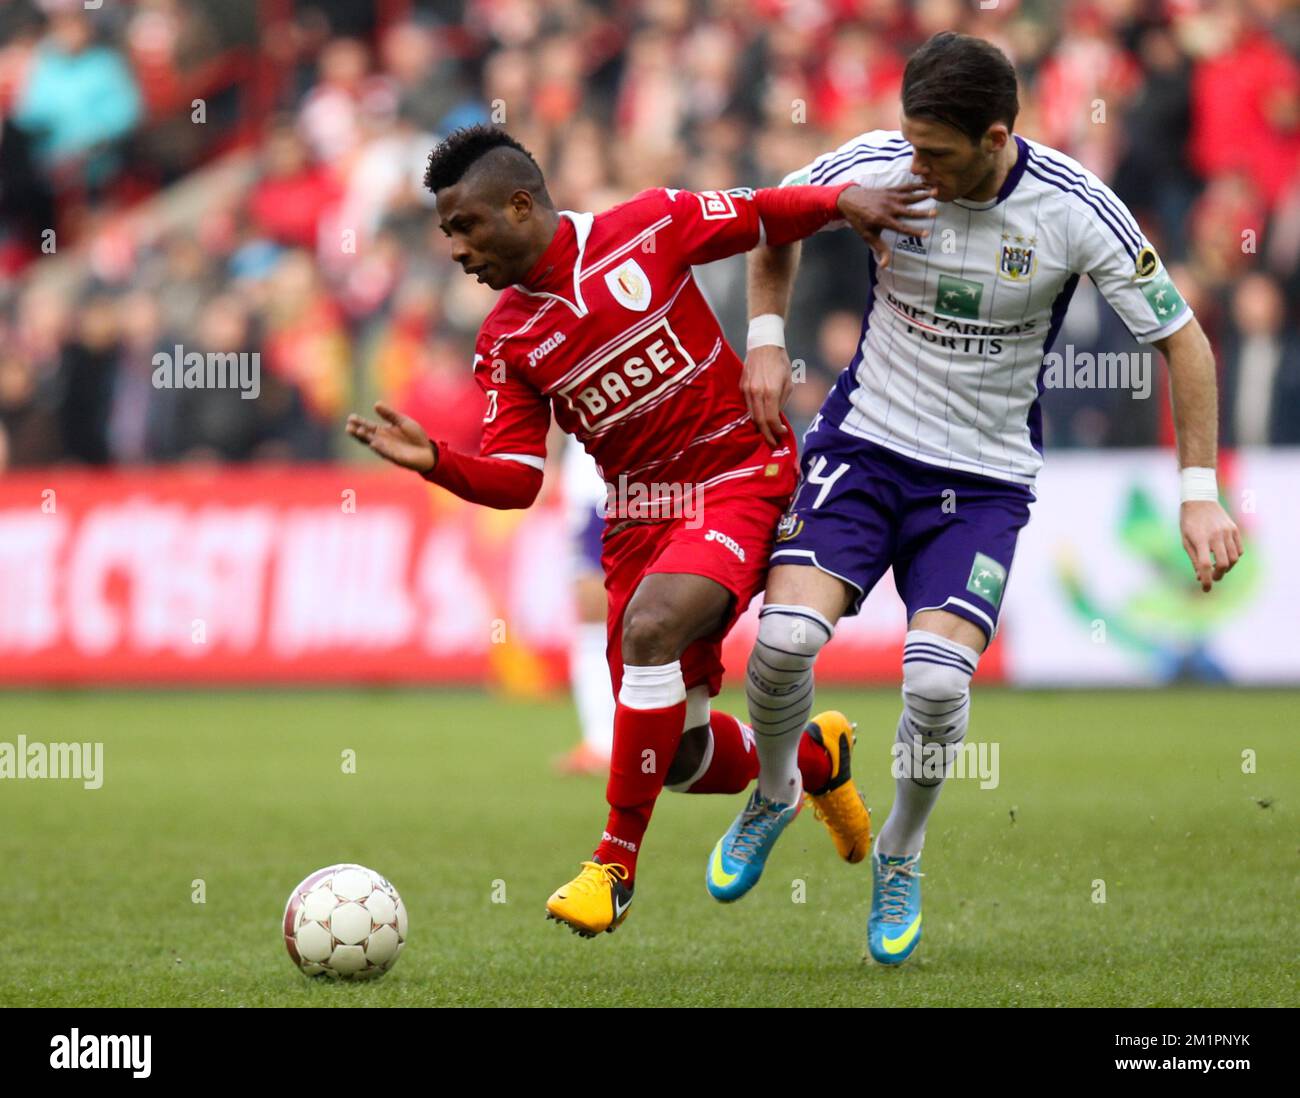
[283,864,408,979]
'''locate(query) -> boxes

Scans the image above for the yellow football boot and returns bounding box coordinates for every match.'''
[545,861,633,937]
[805,711,872,863]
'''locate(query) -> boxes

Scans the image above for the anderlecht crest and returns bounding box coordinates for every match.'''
[998,236,1036,282]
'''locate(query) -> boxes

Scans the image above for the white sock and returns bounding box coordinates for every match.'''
[619,661,686,708]
[877,630,980,857]
[746,604,833,803]
[571,623,614,755]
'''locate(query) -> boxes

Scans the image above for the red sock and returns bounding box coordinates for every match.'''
[594,698,686,882]
[797,727,832,793]
[680,711,758,793]
[680,711,833,795]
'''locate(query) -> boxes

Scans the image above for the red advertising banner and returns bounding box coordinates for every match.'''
[0,467,995,687]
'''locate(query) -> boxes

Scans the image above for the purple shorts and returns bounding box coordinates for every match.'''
[770,430,1034,640]
[577,506,605,573]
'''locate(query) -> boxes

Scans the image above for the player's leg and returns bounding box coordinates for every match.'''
[557,442,615,776]
[864,608,983,964]
[546,569,733,936]
[866,608,985,967]
[742,430,899,825]
[707,433,898,901]
[705,564,871,901]
[867,466,1032,964]
[745,563,852,802]
[662,688,834,799]
[878,608,986,857]
[601,570,735,873]
[555,567,614,776]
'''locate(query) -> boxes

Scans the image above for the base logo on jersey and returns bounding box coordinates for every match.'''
[935,274,984,319]
[998,234,1037,282]
[605,259,652,312]
[775,511,803,542]
[696,190,739,220]
[966,552,1007,606]
[557,316,698,432]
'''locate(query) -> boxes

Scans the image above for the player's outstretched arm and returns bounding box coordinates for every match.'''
[833,183,937,270]
[739,184,934,445]
[346,401,542,510]
[1154,318,1243,592]
[346,402,436,472]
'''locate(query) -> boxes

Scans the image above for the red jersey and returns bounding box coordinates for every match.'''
[426,184,850,510]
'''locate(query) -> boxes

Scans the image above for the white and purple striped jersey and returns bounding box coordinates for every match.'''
[784,130,1194,485]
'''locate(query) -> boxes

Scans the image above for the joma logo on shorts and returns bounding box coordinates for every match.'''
[558,317,697,432]
[704,529,745,561]
[527,330,566,367]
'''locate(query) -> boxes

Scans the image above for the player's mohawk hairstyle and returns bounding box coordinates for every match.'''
[902,32,1020,143]
[422,124,551,205]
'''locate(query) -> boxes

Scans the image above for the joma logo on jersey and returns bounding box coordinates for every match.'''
[704,529,745,561]
[558,317,698,432]
[527,330,567,367]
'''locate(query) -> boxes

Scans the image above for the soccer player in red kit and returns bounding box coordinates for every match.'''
[347,126,933,937]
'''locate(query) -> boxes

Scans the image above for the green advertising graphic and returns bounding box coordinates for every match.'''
[1054,483,1258,680]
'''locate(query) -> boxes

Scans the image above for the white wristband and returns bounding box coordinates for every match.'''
[1180,466,1218,503]
[747,313,786,351]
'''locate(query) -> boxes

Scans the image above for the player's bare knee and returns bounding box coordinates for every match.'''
[620,603,685,665]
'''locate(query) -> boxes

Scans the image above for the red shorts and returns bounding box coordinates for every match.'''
[602,469,795,698]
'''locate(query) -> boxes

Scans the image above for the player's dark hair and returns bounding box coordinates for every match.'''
[422,125,553,207]
[902,32,1019,143]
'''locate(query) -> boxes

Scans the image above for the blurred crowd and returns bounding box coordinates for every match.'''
[1,0,1298,472]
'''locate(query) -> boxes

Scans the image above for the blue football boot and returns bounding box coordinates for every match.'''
[705,785,802,903]
[867,844,924,965]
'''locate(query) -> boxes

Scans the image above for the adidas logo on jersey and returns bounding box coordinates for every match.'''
[527,330,567,367]
[895,233,927,255]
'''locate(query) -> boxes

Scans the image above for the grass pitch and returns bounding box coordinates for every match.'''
[1,687,1295,1007]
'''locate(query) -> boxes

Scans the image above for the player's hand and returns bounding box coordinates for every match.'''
[742,344,792,447]
[836,183,938,270]
[346,402,436,473]
[1180,500,1242,593]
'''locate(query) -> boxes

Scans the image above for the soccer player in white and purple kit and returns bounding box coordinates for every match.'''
[710,32,1243,964]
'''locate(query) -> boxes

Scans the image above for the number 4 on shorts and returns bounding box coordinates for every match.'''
[807,457,849,509]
